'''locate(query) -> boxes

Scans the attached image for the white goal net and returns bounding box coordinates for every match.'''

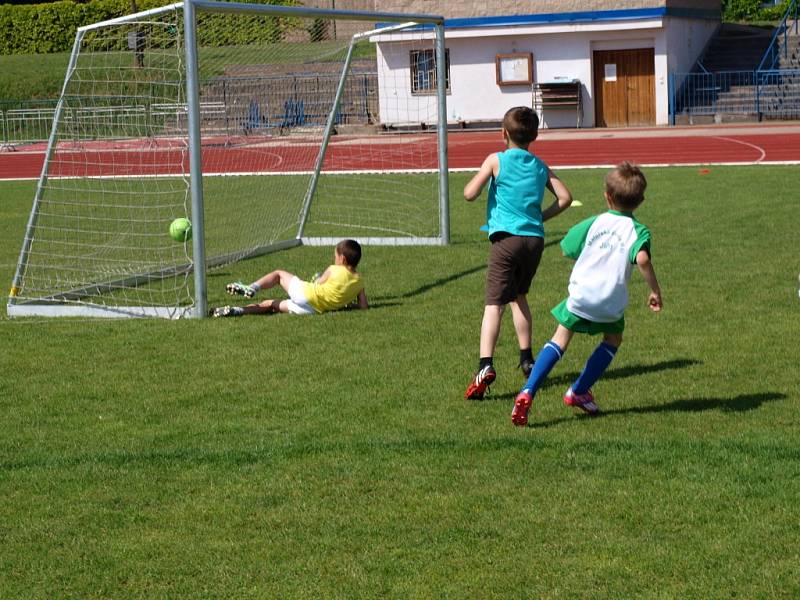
[8,1,448,318]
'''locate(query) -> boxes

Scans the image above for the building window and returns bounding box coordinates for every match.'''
[410,49,450,95]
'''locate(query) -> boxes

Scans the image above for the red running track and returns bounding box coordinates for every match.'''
[446,127,800,168]
[2,125,799,180]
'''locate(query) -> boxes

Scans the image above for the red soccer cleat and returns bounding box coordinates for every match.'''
[563,387,600,415]
[511,390,532,426]
[464,365,496,400]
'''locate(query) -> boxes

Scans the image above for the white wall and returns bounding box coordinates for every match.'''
[376,16,718,128]
[448,35,586,128]
[665,16,719,74]
[445,28,668,127]
[376,41,440,127]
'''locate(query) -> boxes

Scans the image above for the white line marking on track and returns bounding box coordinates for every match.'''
[712,136,767,163]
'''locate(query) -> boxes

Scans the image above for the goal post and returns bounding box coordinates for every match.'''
[8,0,449,319]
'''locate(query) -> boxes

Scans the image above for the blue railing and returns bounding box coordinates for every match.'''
[671,1,800,123]
[757,0,799,71]
[670,69,800,122]
[671,71,755,118]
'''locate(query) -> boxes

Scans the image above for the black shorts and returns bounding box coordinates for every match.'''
[485,233,544,305]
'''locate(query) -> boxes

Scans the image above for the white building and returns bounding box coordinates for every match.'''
[372,7,720,128]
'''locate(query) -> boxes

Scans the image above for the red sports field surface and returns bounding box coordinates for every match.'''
[1,124,799,180]
[447,127,800,168]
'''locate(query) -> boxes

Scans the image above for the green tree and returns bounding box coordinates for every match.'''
[722,0,791,21]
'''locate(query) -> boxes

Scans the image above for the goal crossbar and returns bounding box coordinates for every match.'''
[188,0,444,25]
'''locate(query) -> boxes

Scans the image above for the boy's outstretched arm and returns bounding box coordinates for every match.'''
[541,168,573,221]
[636,249,663,312]
[357,289,369,310]
[464,154,499,201]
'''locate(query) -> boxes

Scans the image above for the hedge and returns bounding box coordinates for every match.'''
[2,0,795,56]
[0,0,299,55]
[722,0,793,22]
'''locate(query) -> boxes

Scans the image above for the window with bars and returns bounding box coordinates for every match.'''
[410,48,450,95]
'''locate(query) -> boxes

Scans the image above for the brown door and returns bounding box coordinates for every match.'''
[593,48,655,127]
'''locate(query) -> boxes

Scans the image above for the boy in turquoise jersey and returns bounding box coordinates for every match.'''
[511,162,663,426]
[464,106,573,400]
[211,239,368,317]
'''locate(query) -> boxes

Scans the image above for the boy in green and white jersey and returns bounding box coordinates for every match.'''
[511,162,663,426]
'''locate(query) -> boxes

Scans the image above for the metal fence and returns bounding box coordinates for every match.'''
[757,0,798,71]
[0,100,59,149]
[1,72,378,149]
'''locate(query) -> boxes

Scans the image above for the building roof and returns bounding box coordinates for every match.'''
[380,6,718,32]
[451,7,718,28]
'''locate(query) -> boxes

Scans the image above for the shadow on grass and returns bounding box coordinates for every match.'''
[544,236,564,250]
[209,237,563,306]
[353,301,402,310]
[530,392,787,429]
[548,357,703,388]
[378,264,485,301]
[491,358,702,402]
[376,237,564,302]
[612,391,786,414]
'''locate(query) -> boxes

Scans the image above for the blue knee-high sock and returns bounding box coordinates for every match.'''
[572,342,618,395]
[521,341,564,396]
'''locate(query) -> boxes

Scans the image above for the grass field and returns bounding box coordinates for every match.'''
[0,39,378,105]
[1,166,799,598]
[0,53,69,104]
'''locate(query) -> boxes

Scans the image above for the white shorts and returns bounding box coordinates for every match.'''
[286,276,316,315]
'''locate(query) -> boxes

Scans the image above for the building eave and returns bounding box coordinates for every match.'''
[442,7,717,29]
[374,7,718,40]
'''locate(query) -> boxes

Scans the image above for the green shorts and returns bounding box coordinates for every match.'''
[551,299,625,335]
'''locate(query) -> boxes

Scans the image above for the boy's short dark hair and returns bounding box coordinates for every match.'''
[503,106,539,146]
[605,161,647,210]
[336,239,362,268]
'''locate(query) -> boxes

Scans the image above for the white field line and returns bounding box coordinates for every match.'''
[712,136,767,163]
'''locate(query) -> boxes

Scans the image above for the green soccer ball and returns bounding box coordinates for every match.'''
[169,217,192,242]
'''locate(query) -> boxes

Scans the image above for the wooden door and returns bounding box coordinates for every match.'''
[593,48,655,127]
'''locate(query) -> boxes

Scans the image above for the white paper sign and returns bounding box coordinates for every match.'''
[604,63,617,82]
[500,57,529,82]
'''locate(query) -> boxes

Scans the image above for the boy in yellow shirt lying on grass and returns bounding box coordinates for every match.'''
[212,239,368,317]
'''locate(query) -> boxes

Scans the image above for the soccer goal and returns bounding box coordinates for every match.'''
[8,1,448,319]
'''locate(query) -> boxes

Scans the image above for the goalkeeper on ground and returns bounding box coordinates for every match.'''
[211,239,368,317]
